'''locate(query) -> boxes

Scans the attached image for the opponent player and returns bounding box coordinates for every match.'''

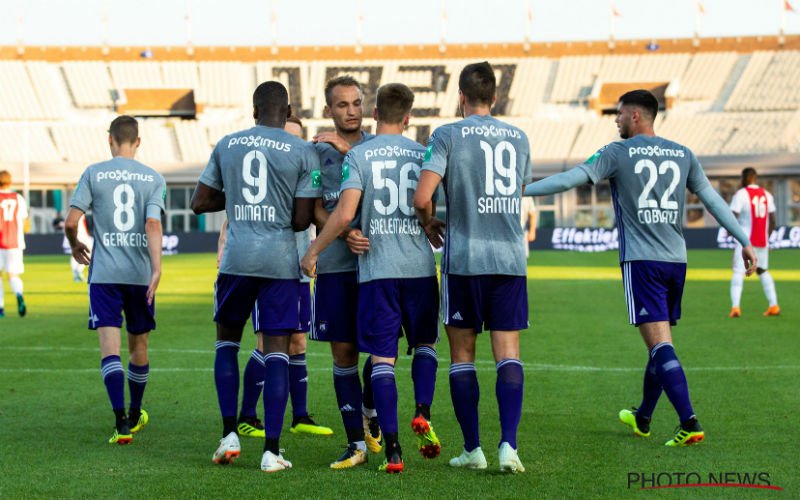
[191,81,319,472]
[61,214,93,282]
[521,195,537,258]
[310,75,382,467]
[523,90,757,447]
[414,62,533,473]
[303,82,442,473]
[729,167,780,317]
[218,115,332,439]
[0,170,28,318]
[65,116,165,444]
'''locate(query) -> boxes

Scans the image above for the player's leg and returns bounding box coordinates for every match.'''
[122,284,156,434]
[70,256,86,282]
[402,276,441,458]
[259,333,293,472]
[361,356,381,451]
[329,340,368,468]
[237,333,265,438]
[756,249,780,315]
[0,267,6,317]
[288,331,333,435]
[371,354,403,473]
[730,246,744,317]
[8,250,25,316]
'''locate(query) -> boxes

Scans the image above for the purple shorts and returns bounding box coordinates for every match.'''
[214,273,299,336]
[442,274,529,333]
[357,276,440,358]
[310,271,358,343]
[88,283,155,334]
[621,261,686,326]
[296,281,311,333]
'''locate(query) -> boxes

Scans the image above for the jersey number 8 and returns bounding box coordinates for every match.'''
[113,184,135,232]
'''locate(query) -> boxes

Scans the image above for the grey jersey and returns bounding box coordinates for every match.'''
[314,133,374,274]
[295,229,312,284]
[341,135,436,283]
[200,125,320,279]
[421,115,533,276]
[70,157,166,286]
[577,135,711,263]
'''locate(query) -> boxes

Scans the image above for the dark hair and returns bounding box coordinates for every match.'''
[286,114,303,127]
[618,90,659,120]
[0,170,11,188]
[324,75,362,106]
[742,167,757,180]
[458,61,496,106]
[253,81,289,121]
[108,115,139,145]
[376,83,414,124]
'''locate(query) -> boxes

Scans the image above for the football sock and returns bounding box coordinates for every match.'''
[637,357,662,421]
[0,280,4,309]
[759,271,778,306]
[730,270,744,308]
[333,363,365,443]
[449,362,481,452]
[362,357,376,415]
[214,341,240,435]
[651,342,695,423]
[101,355,126,412]
[412,346,437,417]
[495,359,524,449]
[289,353,308,418]
[127,362,149,413]
[370,362,398,434]
[9,276,23,295]
[239,349,264,419]
[263,352,290,441]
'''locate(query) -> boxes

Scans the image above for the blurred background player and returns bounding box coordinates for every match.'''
[216,115,333,439]
[524,90,757,448]
[310,76,383,460]
[191,81,319,473]
[521,195,537,258]
[303,83,442,473]
[729,167,780,317]
[65,115,165,444]
[59,214,93,282]
[415,62,533,473]
[0,170,28,318]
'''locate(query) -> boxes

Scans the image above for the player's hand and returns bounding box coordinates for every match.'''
[421,218,445,249]
[741,245,758,276]
[528,229,537,242]
[71,242,92,265]
[346,229,370,254]
[301,252,318,278]
[312,132,352,155]
[146,270,161,306]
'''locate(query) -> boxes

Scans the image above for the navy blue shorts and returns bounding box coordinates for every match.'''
[442,274,529,333]
[214,273,298,336]
[621,261,686,326]
[310,271,358,343]
[296,281,311,333]
[357,276,439,358]
[88,283,155,334]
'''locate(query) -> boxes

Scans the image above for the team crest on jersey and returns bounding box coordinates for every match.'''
[341,162,350,181]
[585,145,609,165]
[311,170,321,188]
[424,144,433,162]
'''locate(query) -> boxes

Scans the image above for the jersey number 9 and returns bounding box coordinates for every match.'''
[242,150,268,205]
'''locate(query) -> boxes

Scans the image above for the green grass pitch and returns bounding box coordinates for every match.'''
[0,250,797,499]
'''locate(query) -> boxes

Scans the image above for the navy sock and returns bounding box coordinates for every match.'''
[101,355,125,411]
[637,357,662,420]
[362,357,376,414]
[289,353,308,418]
[214,341,240,435]
[333,363,364,443]
[449,362,480,451]
[412,346,438,415]
[651,342,695,423]
[239,349,264,420]
[496,359,524,449]
[370,362,398,434]
[127,362,149,412]
[263,352,290,440]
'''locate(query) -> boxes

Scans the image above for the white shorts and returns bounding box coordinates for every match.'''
[733,245,768,272]
[0,249,25,274]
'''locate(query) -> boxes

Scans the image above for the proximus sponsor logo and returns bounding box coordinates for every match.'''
[628,145,685,158]
[364,145,424,160]
[96,170,154,183]
[227,135,292,152]
[461,124,521,139]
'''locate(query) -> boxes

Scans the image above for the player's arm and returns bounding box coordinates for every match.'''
[524,168,591,196]
[190,181,225,214]
[313,198,328,229]
[144,215,163,305]
[696,186,756,275]
[768,213,776,235]
[528,202,538,242]
[64,207,91,265]
[217,219,227,268]
[301,189,361,277]
[292,198,315,232]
